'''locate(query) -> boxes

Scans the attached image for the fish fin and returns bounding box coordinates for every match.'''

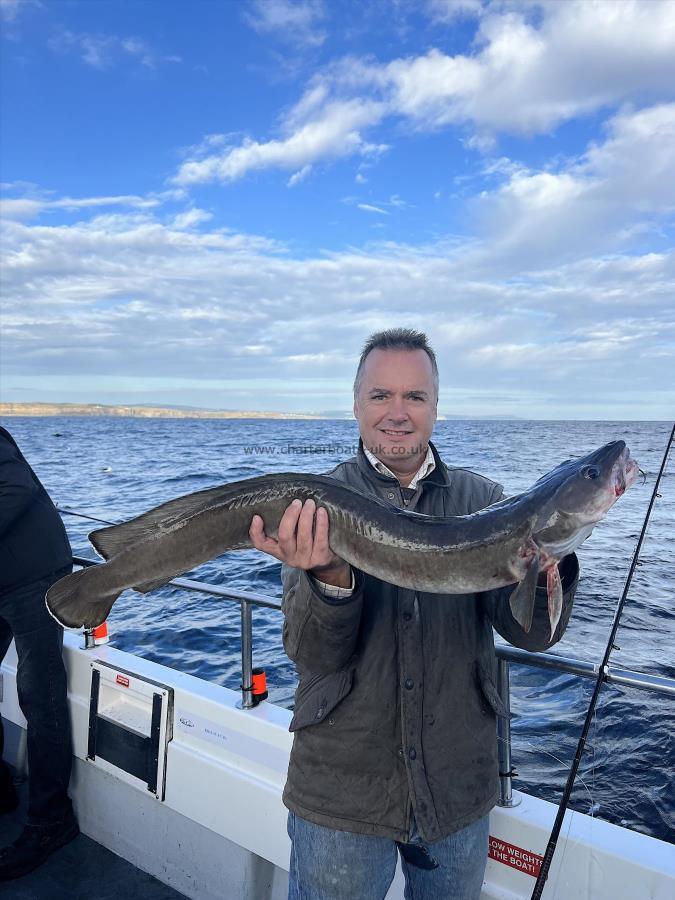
[90,523,143,560]
[509,550,540,633]
[45,568,120,630]
[90,484,231,559]
[132,575,176,594]
[547,563,563,641]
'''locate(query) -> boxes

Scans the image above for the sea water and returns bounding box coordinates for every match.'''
[4,416,674,842]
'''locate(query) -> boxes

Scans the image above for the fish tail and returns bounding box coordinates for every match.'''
[45,567,120,630]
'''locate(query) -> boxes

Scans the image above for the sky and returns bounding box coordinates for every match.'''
[1,0,674,419]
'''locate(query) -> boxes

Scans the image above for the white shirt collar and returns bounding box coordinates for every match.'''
[363,443,436,490]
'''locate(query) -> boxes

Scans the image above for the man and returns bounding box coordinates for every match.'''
[0,426,79,881]
[250,329,578,900]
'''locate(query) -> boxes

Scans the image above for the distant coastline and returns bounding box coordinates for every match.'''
[0,402,320,420]
[0,402,535,421]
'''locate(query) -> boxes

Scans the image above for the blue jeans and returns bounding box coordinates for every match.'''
[0,570,74,826]
[287,811,489,900]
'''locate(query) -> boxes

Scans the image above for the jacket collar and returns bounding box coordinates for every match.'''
[355,437,450,487]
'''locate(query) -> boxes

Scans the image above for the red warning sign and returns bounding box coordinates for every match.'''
[116,674,130,688]
[489,836,543,877]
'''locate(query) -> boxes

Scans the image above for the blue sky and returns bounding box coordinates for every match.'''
[1,0,674,418]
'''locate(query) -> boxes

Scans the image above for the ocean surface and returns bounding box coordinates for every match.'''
[4,416,674,843]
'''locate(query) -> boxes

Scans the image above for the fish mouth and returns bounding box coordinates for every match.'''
[612,446,638,497]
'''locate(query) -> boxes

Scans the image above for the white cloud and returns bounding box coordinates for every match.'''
[0,0,39,24]
[344,194,408,215]
[426,0,484,23]
[176,1,675,185]
[174,99,386,185]
[3,3,674,419]
[0,0,19,21]
[0,198,43,219]
[244,0,326,48]
[47,29,180,70]
[119,37,155,68]
[2,193,673,417]
[357,203,388,215]
[469,316,673,376]
[382,1,675,134]
[287,164,312,186]
[171,208,213,229]
[48,31,115,70]
[470,102,675,270]
[0,193,163,221]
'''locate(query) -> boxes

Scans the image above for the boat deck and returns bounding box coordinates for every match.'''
[1,775,185,900]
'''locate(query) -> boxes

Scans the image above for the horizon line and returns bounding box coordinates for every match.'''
[0,401,670,423]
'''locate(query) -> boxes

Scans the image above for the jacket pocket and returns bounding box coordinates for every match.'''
[289,667,355,732]
[476,661,510,719]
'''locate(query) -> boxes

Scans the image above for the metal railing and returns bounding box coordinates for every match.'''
[72,554,675,805]
[492,646,675,807]
[73,554,281,709]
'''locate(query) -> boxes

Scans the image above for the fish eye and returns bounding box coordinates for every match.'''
[582,466,600,480]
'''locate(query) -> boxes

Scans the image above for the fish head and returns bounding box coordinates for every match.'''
[550,440,639,525]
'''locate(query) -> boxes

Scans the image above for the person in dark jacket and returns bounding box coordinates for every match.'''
[0,425,79,881]
[250,329,579,900]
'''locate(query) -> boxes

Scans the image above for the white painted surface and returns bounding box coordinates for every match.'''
[2,633,674,900]
[70,758,288,900]
[89,659,173,799]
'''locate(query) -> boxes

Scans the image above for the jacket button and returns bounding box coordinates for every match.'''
[404,678,414,690]
[403,612,412,622]
[409,747,417,761]
[387,491,395,500]
[398,748,404,758]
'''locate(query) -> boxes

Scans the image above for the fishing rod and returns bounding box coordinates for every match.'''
[57,506,117,526]
[531,421,675,900]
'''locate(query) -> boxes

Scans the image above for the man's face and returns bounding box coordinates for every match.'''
[353,348,438,472]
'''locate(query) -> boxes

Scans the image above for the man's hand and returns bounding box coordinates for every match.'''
[249,498,352,588]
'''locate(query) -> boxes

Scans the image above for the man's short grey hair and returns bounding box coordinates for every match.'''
[353,328,439,398]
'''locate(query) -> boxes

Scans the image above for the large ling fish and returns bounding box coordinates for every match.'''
[46,440,639,637]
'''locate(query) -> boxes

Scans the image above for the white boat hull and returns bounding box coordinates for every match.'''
[1,633,673,899]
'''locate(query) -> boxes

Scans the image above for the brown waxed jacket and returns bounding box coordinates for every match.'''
[281,440,578,842]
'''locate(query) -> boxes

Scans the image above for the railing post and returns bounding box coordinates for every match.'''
[496,658,521,807]
[83,622,109,649]
[240,600,254,709]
